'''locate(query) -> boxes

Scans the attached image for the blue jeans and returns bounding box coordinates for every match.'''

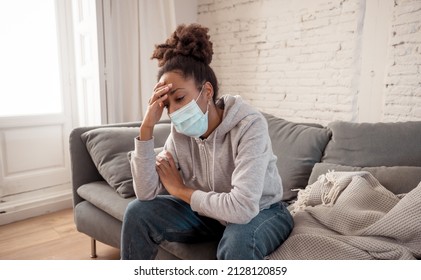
[121,195,293,260]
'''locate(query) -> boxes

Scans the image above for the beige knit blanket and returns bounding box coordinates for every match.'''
[268,171,421,260]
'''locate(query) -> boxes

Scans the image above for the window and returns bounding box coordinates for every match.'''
[0,0,62,117]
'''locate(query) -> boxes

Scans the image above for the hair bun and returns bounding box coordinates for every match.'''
[152,23,213,67]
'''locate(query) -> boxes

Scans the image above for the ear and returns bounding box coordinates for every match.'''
[203,81,214,102]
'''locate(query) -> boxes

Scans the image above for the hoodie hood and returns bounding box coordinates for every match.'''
[214,95,261,137]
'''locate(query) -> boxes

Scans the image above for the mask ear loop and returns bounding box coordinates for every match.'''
[204,83,213,113]
[196,82,211,114]
[196,83,206,101]
[206,100,210,113]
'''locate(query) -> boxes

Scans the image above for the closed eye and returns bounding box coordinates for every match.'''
[175,96,184,103]
[162,95,184,109]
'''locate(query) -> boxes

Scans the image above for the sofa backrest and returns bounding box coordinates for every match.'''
[322,121,421,167]
[263,113,421,199]
[314,120,421,195]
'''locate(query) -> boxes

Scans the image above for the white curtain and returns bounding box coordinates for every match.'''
[102,0,198,124]
[103,0,171,123]
[138,0,177,122]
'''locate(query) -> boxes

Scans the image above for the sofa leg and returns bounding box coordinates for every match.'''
[90,238,97,258]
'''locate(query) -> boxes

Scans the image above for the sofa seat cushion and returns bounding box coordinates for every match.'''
[77,181,135,221]
[262,112,332,201]
[309,163,421,195]
[323,121,421,167]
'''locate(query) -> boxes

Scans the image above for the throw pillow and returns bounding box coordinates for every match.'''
[262,112,332,201]
[81,123,171,198]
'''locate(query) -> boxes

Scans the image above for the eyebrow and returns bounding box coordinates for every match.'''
[169,88,185,95]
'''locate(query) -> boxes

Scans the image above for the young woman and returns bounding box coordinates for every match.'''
[121,23,293,260]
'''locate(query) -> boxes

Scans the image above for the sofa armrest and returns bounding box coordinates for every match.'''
[69,121,143,207]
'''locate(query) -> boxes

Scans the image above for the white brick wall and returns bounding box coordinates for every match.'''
[198,0,421,124]
[383,0,421,121]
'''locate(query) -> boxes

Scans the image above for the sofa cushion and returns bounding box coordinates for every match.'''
[80,123,171,198]
[77,181,135,221]
[262,112,332,201]
[322,121,421,167]
[308,162,421,195]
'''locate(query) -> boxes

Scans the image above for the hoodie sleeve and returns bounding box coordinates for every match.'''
[129,135,174,200]
[190,115,275,224]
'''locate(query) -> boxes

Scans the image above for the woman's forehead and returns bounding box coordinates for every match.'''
[159,72,195,87]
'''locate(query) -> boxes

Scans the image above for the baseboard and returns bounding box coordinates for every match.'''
[0,183,73,226]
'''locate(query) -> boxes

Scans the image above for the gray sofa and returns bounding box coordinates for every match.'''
[69,112,421,259]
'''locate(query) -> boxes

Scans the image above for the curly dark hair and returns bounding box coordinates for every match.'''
[151,23,219,100]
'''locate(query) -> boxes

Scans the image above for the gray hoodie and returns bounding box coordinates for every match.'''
[130,95,283,224]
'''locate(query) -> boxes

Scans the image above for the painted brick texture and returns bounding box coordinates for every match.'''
[198,0,421,124]
[383,0,421,121]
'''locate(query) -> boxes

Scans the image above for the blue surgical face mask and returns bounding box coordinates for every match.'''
[169,85,209,138]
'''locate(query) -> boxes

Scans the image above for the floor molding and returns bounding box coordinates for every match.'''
[0,183,72,225]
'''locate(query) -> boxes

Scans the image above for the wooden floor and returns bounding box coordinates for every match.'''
[0,208,120,260]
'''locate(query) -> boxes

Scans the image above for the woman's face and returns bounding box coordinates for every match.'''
[159,71,205,115]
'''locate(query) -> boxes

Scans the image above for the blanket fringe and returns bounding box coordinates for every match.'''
[290,170,368,215]
[321,170,345,206]
[290,183,313,216]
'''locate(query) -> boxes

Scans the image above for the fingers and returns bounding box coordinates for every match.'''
[164,151,176,169]
[143,82,172,128]
[155,156,169,170]
[155,159,165,175]
[155,151,176,173]
[150,83,172,106]
[153,81,165,92]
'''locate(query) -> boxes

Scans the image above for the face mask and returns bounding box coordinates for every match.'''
[169,85,209,138]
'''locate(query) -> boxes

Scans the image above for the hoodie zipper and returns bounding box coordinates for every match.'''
[198,141,213,191]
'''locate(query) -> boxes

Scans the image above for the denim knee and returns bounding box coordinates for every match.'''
[124,199,160,222]
[216,204,293,260]
[217,223,268,260]
[121,199,161,260]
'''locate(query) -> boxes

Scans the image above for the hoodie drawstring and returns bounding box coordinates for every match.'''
[190,138,197,181]
[212,130,217,191]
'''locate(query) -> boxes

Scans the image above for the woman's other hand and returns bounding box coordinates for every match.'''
[156,151,193,204]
